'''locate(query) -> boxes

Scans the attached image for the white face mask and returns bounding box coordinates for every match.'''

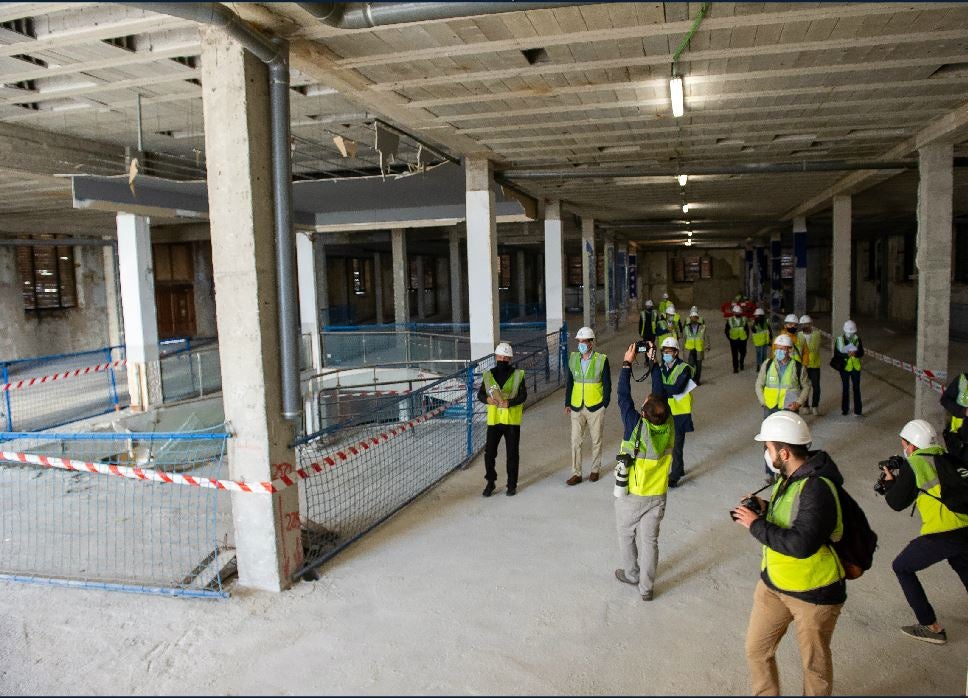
[764,449,781,474]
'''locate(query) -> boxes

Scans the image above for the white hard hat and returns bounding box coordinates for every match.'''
[494,342,513,358]
[731,304,742,313]
[689,306,699,317]
[755,410,812,445]
[799,315,812,325]
[576,326,596,340]
[753,308,765,316]
[784,314,799,324]
[665,304,676,315]
[773,334,794,348]
[660,337,680,350]
[899,419,938,449]
[843,320,857,334]
[645,299,654,308]
[662,292,669,299]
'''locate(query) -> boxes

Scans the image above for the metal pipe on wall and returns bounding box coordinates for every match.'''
[299,2,581,29]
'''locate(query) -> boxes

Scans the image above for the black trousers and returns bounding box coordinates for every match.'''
[484,423,520,489]
[729,339,747,372]
[688,349,703,384]
[839,370,862,415]
[892,527,968,626]
[669,430,686,482]
[806,367,821,408]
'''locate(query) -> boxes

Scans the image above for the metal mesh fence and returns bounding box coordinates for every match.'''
[160,341,221,403]
[0,347,128,433]
[293,328,565,577]
[0,429,232,597]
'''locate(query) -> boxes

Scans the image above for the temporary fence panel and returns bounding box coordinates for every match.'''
[160,344,222,403]
[0,346,128,433]
[0,430,232,598]
[292,329,565,578]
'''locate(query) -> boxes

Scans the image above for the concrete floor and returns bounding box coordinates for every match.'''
[1,312,966,695]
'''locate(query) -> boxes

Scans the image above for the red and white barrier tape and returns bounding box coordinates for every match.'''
[0,360,127,392]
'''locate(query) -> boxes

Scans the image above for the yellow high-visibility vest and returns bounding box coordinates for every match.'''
[762,358,803,410]
[661,361,692,415]
[683,322,706,352]
[483,368,525,426]
[950,374,967,433]
[619,419,674,496]
[908,446,968,535]
[836,334,862,371]
[568,351,605,409]
[798,331,822,369]
[728,316,748,341]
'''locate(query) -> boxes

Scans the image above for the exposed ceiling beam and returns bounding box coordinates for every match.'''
[0,15,193,58]
[0,3,96,24]
[0,41,199,84]
[0,122,125,176]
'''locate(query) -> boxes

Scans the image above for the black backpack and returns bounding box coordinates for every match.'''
[824,480,878,580]
[922,453,968,516]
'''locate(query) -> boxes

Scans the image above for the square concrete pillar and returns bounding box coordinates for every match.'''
[544,200,565,335]
[116,213,161,410]
[373,251,384,324]
[793,216,808,317]
[414,254,426,320]
[449,227,464,324]
[201,27,302,592]
[581,216,596,330]
[770,234,782,315]
[296,233,322,371]
[515,249,527,309]
[603,236,615,319]
[102,245,123,349]
[391,228,409,325]
[915,143,954,421]
[465,157,498,359]
[831,196,852,345]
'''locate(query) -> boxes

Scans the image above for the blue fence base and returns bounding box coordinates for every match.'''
[0,573,228,599]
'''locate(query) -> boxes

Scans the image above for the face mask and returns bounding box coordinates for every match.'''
[578,343,589,354]
[764,450,781,474]
[786,326,797,333]
[662,352,675,364]
[774,349,787,362]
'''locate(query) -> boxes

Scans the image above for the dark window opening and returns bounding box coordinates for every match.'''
[352,258,367,295]
[497,254,511,291]
[954,222,968,284]
[17,241,77,312]
[901,231,915,282]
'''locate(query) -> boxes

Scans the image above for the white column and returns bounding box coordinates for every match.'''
[581,216,596,330]
[831,196,852,347]
[449,227,464,324]
[603,235,615,321]
[116,213,161,410]
[201,27,301,592]
[544,200,564,335]
[391,228,409,325]
[915,143,954,421]
[414,254,426,320]
[102,245,123,348]
[373,251,384,324]
[465,157,499,359]
[296,233,322,371]
[793,216,808,317]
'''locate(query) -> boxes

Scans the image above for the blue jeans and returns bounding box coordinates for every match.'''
[755,344,769,370]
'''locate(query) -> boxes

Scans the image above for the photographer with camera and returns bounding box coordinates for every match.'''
[875,419,968,645]
[732,411,847,696]
[613,343,676,601]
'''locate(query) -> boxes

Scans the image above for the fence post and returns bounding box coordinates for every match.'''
[465,362,475,458]
[105,347,120,410]
[195,351,204,397]
[2,363,12,430]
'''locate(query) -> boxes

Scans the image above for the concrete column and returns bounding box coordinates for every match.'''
[744,247,754,299]
[618,242,629,309]
[915,143,954,421]
[793,216,808,317]
[831,196,852,346]
[102,245,123,348]
[544,199,565,334]
[581,216,596,329]
[296,233,322,371]
[373,251,384,324]
[316,241,329,327]
[603,236,615,320]
[116,213,161,410]
[435,255,448,319]
[465,157,498,359]
[770,233,782,315]
[536,253,545,306]
[449,227,464,324]
[201,27,301,591]
[391,228,409,325]
[754,245,767,306]
[414,254,426,320]
[515,249,527,310]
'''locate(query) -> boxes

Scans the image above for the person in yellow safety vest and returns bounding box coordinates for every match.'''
[797,315,823,416]
[756,332,812,416]
[832,319,865,417]
[614,341,676,601]
[724,304,750,373]
[564,326,611,486]
[639,299,657,343]
[940,373,968,460]
[751,307,773,370]
[683,306,708,385]
[877,419,968,646]
[657,292,671,316]
[478,342,528,497]
[650,337,694,488]
[654,303,681,347]
[733,411,846,697]
[779,314,805,364]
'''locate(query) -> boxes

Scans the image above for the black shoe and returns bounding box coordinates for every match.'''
[482,482,495,497]
[668,478,680,489]
[506,486,516,497]
[733,368,738,374]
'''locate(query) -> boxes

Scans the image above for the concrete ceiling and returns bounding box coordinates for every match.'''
[0,1,967,248]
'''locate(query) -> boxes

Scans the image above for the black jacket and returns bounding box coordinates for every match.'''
[477,362,528,410]
[750,450,847,605]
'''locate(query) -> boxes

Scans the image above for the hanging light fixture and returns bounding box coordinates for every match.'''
[677,173,688,187]
[682,203,690,213]
[687,230,693,237]
[669,75,684,118]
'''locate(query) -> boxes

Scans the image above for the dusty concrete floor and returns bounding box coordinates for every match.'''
[1,312,966,695]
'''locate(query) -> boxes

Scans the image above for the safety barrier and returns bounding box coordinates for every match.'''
[0,346,128,433]
[0,429,231,597]
[160,338,221,403]
[292,327,566,577]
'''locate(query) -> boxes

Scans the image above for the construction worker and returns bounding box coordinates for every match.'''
[751,308,773,370]
[650,337,694,488]
[683,306,707,385]
[639,299,657,344]
[755,334,812,484]
[878,419,968,645]
[478,342,528,497]
[654,304,681,347]
[797,315,823,415]
[734,411,847,696]
[832,319,865,416]
[940,372,968,460]
[614,342,676,601]
[724,303,749,373]
[779,314,804,363]
[658,292,671,316]
[564,326,611,486]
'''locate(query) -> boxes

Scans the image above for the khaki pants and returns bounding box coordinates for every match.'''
[614,494,665,595]
[570,406,605,476]
[745,580,842,696]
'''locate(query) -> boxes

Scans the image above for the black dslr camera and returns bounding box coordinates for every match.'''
[635,339,656,362]
[730,495,765,521]
[874,454,905,495]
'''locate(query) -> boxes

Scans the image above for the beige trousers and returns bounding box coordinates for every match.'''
[745,579,843,696]
[570,407,606,476]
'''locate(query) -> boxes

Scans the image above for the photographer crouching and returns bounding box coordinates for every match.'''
[875,419,968,645]
[612,343,676,601]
